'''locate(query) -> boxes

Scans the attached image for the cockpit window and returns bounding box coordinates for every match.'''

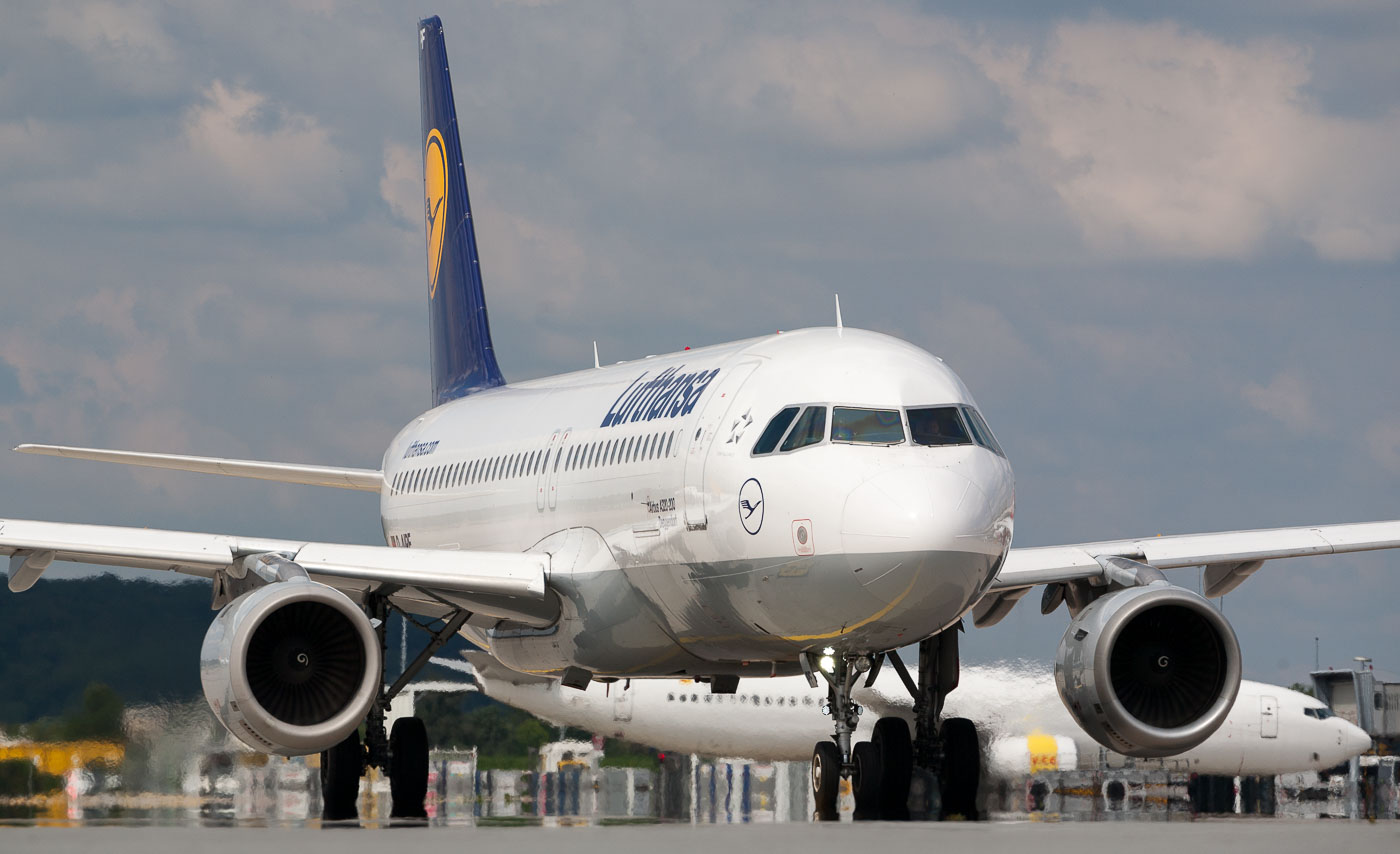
[962,406,1006,457]
[780,406,827,452]
[1303,707,1335,720]
[907,407,972,447]
[831,407,905,444]
[752,406,800,455]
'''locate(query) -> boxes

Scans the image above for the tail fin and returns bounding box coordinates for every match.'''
[418,16,506,407]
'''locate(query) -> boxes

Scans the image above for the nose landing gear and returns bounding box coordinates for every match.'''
[805,650,884,820]
[807,623,981,821]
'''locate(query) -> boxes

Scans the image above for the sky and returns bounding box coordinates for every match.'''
[0,1,1396,687]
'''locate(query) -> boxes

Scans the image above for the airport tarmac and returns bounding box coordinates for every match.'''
[0,821,1397,854]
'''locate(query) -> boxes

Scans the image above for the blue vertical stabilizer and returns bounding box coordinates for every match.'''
[418,16,506,406]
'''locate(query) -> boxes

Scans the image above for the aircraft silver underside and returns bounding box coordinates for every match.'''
[476,540,996,678]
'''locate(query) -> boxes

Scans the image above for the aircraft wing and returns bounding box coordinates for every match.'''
[0,517,548,619]
[14,444,383,492]
[979,520,1400,625]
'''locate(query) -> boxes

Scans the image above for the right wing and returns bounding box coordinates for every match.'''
[973,519,1400,626]
[14,444,383,492]
[0,517,552,625]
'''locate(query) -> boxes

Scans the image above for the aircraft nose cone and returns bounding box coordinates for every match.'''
[1341,721,1371,757]
[841,466,996,555]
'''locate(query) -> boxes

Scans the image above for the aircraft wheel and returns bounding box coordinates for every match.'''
[320,729,363,822]
[811,741,842,821]
[851,741,883,820]
[872,716,911,820]
[389,716,430,818]
[939,717,980,820]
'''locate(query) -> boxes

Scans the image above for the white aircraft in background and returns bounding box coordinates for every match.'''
[3,13,1398,825]
[446,651,1371,778]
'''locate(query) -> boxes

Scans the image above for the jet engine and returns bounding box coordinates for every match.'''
[200,578,381,756]
[1054,583,1240,757]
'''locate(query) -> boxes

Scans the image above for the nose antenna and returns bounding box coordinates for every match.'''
[834,294,843,334]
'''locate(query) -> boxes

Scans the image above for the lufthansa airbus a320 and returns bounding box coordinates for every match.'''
[4,15,1396,823]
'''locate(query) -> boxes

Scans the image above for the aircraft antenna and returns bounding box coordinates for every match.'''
[834,294,843,333]
[593,341,601,369]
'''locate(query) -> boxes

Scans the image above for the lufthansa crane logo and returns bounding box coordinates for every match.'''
[738,478,764,535]
[424,128,449,299]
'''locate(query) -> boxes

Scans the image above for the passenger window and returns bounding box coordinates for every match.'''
[666,432,676,457]
[907,407,972,447]
[831,407,904,444]
[780,406,827,452]
[962,407,1006,457]
[753,407,800,455]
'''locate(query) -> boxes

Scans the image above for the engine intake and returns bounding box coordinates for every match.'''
[1054,583,1240,757]
[201,579,380,756]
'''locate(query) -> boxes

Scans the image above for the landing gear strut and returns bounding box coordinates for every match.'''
[892,622,980,820]
[318,594,470,822]
[808,622,980,822]
[806,650,872,820]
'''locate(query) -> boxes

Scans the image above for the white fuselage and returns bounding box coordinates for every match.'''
[470,662,1370,777]
[379,328,1015,678]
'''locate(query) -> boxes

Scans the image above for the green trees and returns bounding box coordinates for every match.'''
[22,682,126,743]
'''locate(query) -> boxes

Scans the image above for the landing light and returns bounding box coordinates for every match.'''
[819,655,835,674]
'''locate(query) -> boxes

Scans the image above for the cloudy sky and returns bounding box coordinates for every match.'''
[1,1,1396,686]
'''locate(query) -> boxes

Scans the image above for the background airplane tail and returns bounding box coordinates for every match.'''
[418,16,505,407]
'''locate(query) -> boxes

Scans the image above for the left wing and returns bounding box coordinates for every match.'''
[14,444,383,492]
[0,517,553,625]
[974,519,1400,626]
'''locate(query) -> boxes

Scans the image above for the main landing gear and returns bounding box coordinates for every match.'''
[320,595,470,823]
[806,623,981,821]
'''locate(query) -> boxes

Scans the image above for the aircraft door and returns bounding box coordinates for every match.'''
[613,683,634,722]
[1260,695,1278,738]
[536,431,559,511]
[547,430,570,510]
[682,362,760,530]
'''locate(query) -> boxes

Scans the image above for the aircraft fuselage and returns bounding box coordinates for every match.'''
[381,327,1015,677]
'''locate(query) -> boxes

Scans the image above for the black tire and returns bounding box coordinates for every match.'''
[389,716,430,818]
[320,729,363,822]
[939,717,980,821]
[851,741,882,820]
[811,741,842,821]
[872,716,912,820]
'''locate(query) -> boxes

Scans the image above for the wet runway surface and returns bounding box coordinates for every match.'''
[1,821,1397,854]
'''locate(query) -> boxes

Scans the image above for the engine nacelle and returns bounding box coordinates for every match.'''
[1054,583,1240,757]
[200,579,381,756]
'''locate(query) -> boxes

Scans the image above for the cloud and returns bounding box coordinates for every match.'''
[42,0,180,96]
[1366,421,1400,473]
[380,142,420,226]
[695,21,1001,155]
[1241,373,1318,433]
[976,19,1400,261]
[13,81,352,225]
